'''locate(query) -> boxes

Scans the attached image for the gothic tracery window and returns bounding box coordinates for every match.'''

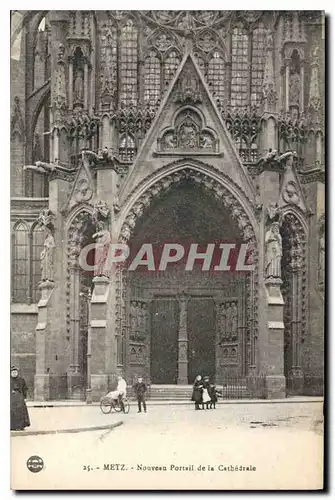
[164,50,181,89]
[120,19,138,106]
[144,51,161,105]
[231,26,249,109]
[251,26,266,107]
[12,222,29,303]
[208,51,225,102]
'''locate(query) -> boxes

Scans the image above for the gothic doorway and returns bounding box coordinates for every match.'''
[122,176,256,385]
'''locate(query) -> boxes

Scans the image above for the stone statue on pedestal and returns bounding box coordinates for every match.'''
[265,222,282,278]
[41,227,56,282]
[93,221,111,277]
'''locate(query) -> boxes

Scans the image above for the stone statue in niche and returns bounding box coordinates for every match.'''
[179,120,197,149]
[289,72,301,106]
[74,68,84,103]
[93,221,111,277]
[265,222,282,279]
[41,227,56,282]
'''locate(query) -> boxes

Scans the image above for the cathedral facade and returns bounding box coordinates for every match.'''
[10,11,325,400]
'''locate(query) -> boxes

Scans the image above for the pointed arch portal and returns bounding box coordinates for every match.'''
[116,169,259,385]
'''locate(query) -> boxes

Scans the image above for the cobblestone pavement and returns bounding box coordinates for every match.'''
[11,401,323,490]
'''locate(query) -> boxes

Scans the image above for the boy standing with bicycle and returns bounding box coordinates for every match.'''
[133,377,147,413]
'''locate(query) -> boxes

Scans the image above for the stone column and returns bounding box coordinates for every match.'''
[177,292,188,385]
[34,281,55,400]
[84,60,89,110]
[90,275,112,400]
[258,166,286,399]
[34,175,70,400]
[68,58,73,110]
[89,161,119,400]
[288,263,304,394]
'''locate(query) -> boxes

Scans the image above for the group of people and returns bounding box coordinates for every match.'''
[191,375,220,411]
[105,375,148,413]
[11,366,221,427]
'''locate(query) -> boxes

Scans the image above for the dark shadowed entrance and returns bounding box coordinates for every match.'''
[187,297,216,383]
[124,177,252,384]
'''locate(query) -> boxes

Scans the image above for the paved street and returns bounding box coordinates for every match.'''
[11,401,323,490]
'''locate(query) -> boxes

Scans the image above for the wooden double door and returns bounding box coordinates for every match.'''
[150,296,216,384]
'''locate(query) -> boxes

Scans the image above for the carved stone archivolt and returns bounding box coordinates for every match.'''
[119,166,257,256]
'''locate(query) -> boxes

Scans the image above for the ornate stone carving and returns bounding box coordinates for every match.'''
[173,67,202,105]
[266,202,283,225]
[282,181,300,205]
[130,301,148,342]
[68,211,91,265]
[11,97,24,141]
[53,43,67,118]
[120,164,257,260]
[92,200,111,227]
[289,72,301,107]
[158,109,218,153]
[93,221,112,277]
[40,227,56,282]
[265,222,282,279]
[262,30,277,111]
[74,178,93,203]
[218,300,238,343]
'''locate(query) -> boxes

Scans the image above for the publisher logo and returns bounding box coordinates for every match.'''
[27,455,44,473]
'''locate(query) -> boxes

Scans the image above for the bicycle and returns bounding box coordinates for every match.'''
[100,395,130,414]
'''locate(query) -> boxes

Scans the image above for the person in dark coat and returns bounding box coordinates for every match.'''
[133,377,147,413]
[208,382,221,409]
[10,366,30,431]
[191,375,204,410]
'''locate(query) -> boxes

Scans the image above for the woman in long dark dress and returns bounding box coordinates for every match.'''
[11,366,30,431]
[191,375,203,410]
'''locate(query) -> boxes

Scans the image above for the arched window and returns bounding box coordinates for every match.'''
[164,51,181,89]
[120,19,138,106]
[119,133,136,162]
[251,27,266,107]
[12,222,29,303]
[33,16,50,91]
[144,51,161,105]
[231,27,249,109]
[31,224,44,303]
[208,51,225,102]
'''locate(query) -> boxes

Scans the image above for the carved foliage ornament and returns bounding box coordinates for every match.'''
[119,168,257,266]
